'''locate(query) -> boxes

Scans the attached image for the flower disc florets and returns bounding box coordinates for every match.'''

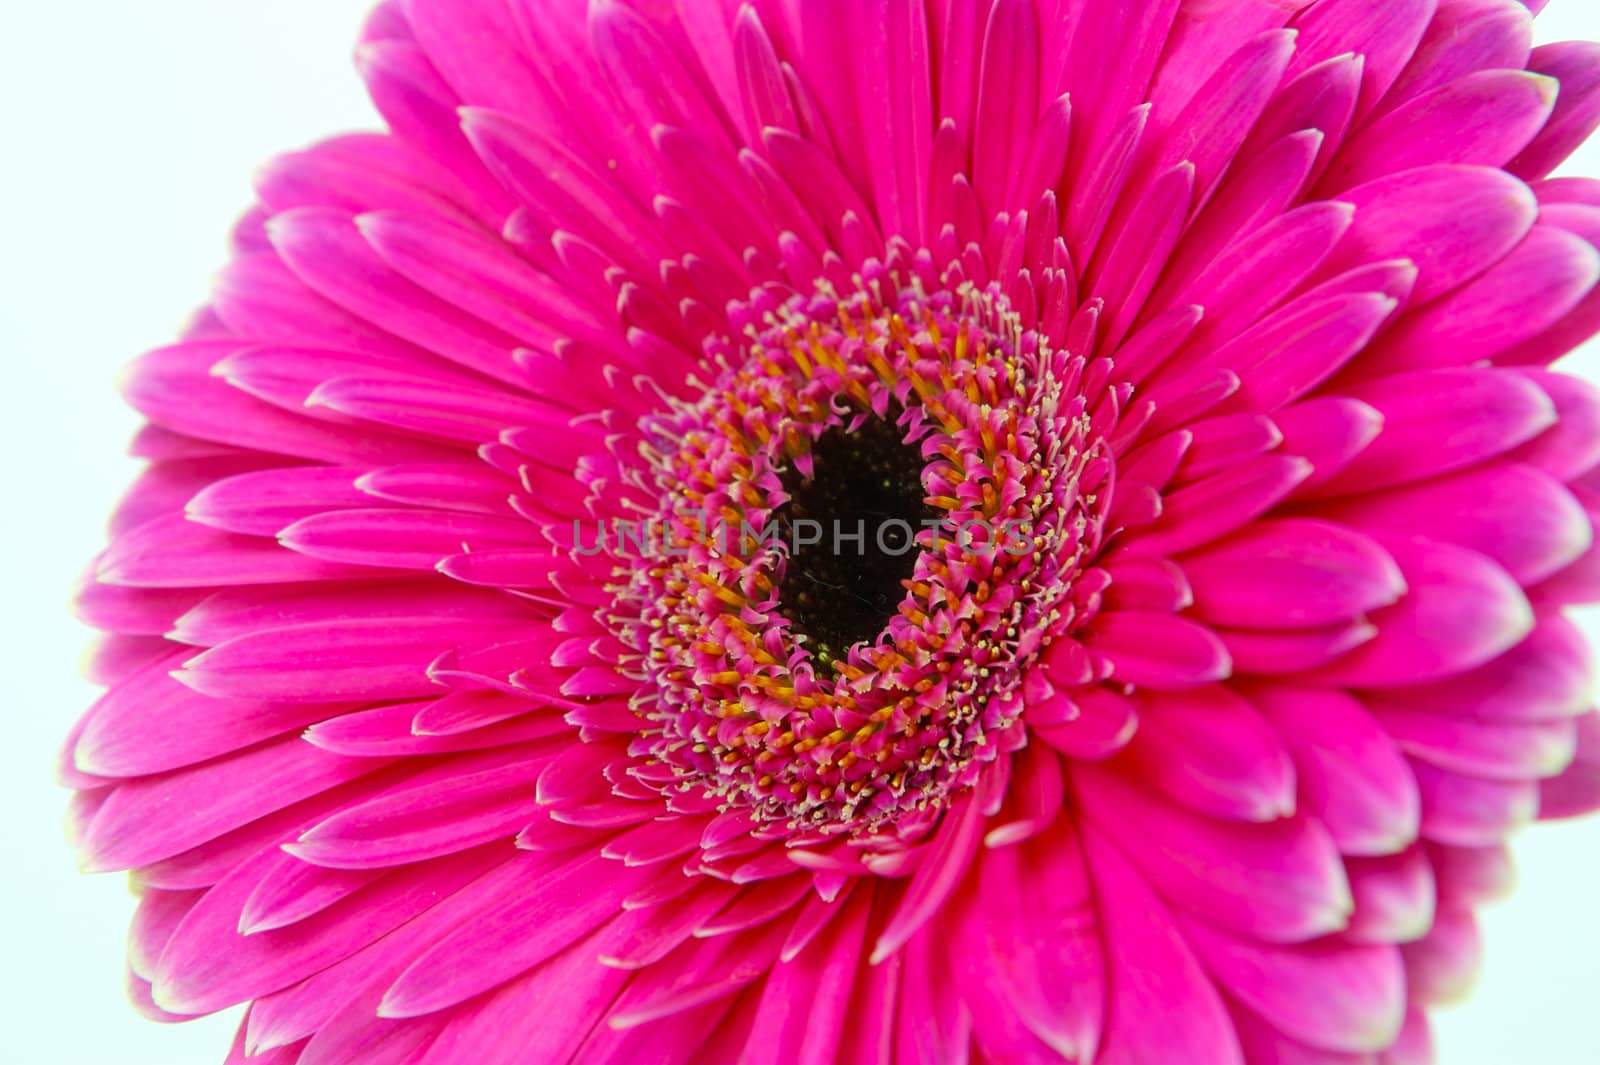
[605,259,1114,838]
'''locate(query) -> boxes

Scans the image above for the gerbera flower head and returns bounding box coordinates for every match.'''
[66,0,1600,1062]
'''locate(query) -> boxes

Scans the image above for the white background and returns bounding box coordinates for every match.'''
[1,2,1597,1063]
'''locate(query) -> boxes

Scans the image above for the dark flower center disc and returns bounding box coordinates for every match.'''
[775,413,939,663]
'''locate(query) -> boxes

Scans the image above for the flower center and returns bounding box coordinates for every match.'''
[773,410,939,664]
[598,259,1114,842]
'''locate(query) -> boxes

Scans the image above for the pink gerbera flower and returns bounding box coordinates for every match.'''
[65,0,1600,1061]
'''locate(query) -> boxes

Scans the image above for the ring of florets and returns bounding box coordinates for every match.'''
[602,264,1114,839]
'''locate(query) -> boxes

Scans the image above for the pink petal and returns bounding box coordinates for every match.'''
[1510,41,1600,181]
[287,744,558,868]
[1345,848,1437,945]
[185,467,372,537]
[1327,69,1556,187]
[80,737,390,873]
[1349,225,1599,375]
[155,845,504,1016]
[239,852,385,936]
[380,850,651,1017]
[1181,918,1406,1053]
[1082,612,1232,690]
[1180,520,1405,630]
[970,822,1103,1058]
[1080,825,1245,1065]
[1250,685,1420,857]
[1312,369,1557,496]
[1368,701,1578,782]
[177,616,527,703]
[1315,165,1537,304]
[1413,759,1540,847]
[1287,0,1436,119]
[279,508,539,571]
[1305,535,1534,688]
[1539,710,1600,820]
[1121,455,1312,558]
[75,652,334,778]
[1399,908,1482,1006]
[1075,765,1352,942]
[1319,463,1591,585]
[1125,686,1298,822]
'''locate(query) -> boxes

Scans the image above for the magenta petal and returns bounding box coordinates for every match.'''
[1218,619,1380,676]
[1080,826,1245,1065]
[287,745,558,869]
[870,797,983,964]
[74,652,334,778]
[1345,848,1437,946]
[100,515,387,589]
[1413,759,1540,847]
[1316,165,1537,304]
[1312,369,1557,496]
[1126,686,1298,822]
[1393,618,1593,724]
[185,466,372,537]
[415,926,632,1065]
[1181,918,1406,1054]
[1511,41,1600,181]
[1252,684,1420,857]
[154,845,505,1016]
[971,823,1103,1058]
[1287,0,1435,119]
[1539,710,1600,820]
[279,508,540,571]
[1076,766,1352,943]
[1320,463,1591,585]
[80,737,390,873]
[177,616,530,703]
[239,853,385,936]
[1354,225,1600,376]
[1327,69,1556,187]
[1081,612,1232,690]
[1305,535,1534,688]
[1180,519,1405,630]
[1369,701,1578,782]
[1034,688,1141,762]
[1400,908,1483,1006]
[1274,397,1384,489]
[1508,369,1600,480]
[380,851,652,1017]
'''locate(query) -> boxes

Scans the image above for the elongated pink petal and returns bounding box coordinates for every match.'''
[81,737,391,873]
[1511,42,1600,180]
[1081,826,1245,1065]
[1320,463,1591,585]
[1126,686,1298,822]
[1313,369,1557,496]
[1182,918,1406,1053]
[178,616,530,703]
[1082,612,1232,690]
[1251,685,1421,857]
[288,745,559,868]
[1328,69,1556,187]
[75,657,334,779]
[1306,535,1534,687]
[1539,710,1600,820]
[1076,766,1353,942]
[381,851,651,1017]
[1316,165,1537,303]
[155,846,505,1016]
[1181,520,1405,630]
